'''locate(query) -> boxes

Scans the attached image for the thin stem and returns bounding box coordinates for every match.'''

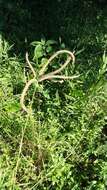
[39,50,75,76]
[39,74,80,82]
[20,50,77,113]
[26,52,36,77]
[20,79,37,112]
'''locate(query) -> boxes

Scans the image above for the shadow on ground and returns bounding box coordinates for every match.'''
[0,0,107,54]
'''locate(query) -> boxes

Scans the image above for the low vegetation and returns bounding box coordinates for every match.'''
[0,0,107,189]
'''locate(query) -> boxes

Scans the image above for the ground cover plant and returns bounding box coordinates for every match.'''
[0,0,107,189]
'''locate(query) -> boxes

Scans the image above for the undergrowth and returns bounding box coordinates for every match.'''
[0,0,107,190]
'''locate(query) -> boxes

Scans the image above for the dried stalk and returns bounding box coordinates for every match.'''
[20,50,79,113]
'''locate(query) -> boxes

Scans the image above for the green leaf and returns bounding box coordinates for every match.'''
[46,45,53,53]
[40,58,48,67]
[31,41,42,46]
[46,40,57,46]
[5,101,20,113]
[60,43,65,49]
[43,90,50,99]
[34,44,44,59]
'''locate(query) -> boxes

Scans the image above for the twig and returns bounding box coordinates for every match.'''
[39,50,75,76]
[20,50,78,113]
[26,52,36,77]
[20,79,38,113]
[39,74,80,82]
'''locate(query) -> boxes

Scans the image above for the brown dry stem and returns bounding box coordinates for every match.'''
[20,50,79,113]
